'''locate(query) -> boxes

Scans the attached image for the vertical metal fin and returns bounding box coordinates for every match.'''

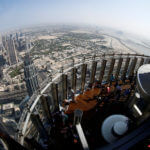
[122,57,130,80]
[107,58,115,82]
[90,61,97,84]
[62,74,68,100]
[81,64,87,93]
[71,67,77,93]
[51,83,59,109]
[99,59,107,84]
[40,95,52,123]
[128,57,137,77]
[30,113,48,139]
[115,58,123,80]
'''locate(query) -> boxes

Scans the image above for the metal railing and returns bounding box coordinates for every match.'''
[17,52,150,145]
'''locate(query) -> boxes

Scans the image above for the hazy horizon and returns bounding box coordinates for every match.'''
[1,0,150,39]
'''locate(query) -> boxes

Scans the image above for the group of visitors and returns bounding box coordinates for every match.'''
[93,74,134,106]
[61,73,136,113]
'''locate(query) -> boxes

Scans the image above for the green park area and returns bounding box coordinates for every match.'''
[9,67,22,78]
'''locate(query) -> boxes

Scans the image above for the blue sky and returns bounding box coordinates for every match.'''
[0,0,150,38]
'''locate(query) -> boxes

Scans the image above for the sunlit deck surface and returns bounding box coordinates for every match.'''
[66,88,101,114]
[66,81,131,114]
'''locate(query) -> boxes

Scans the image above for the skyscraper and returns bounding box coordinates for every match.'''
[24,53,39,96]
[6,34,18,65]
[2,36,7,50]
[0,66,3,80]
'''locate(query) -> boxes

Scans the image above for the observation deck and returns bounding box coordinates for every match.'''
[1,53,150,150]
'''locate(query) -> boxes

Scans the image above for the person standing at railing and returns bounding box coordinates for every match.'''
[68,87,77,103]
[110,74,115,85]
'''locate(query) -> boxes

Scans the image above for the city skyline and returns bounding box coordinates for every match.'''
[0,0,150,39]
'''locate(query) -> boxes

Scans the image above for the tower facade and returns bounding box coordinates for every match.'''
[0,66,3,80]
[6,34,18,65]
[24,53,39,96]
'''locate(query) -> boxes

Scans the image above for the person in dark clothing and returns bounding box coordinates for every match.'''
[103,96,110,103]
[95,81,101,88]
[124,88,130,96]
[88,82,93,89]
[115,84,122,100]
[100,85,106,98]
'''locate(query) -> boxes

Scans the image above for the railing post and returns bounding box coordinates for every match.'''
[107,58,115,82]
[122,55,130,80]
[128,57,137,77]
[99,59,107,84]
[90,60,97,84]
[115,57,123,80]
[71,67,77,93]
[81,63,87,93]
[51,83,59,110]
[74,109,83,125]
[62,74,68,101]
[40,95,52,123]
